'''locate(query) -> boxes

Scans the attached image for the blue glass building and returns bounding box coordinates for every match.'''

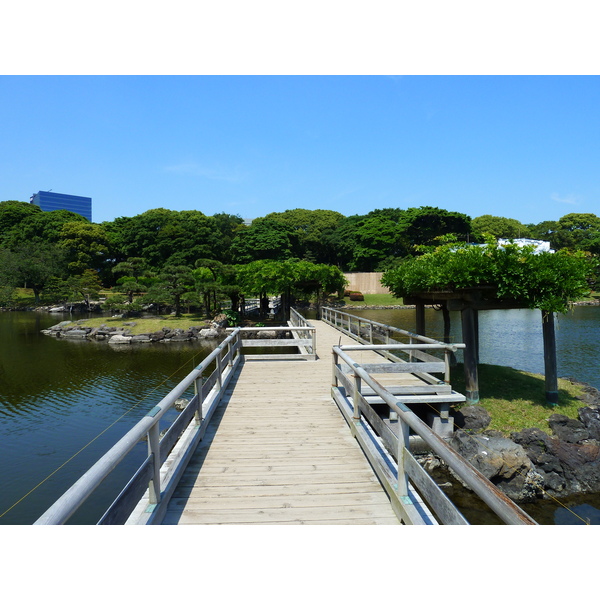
[30,191,92,221]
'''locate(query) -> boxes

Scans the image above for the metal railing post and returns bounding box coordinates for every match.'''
[194,375,203,425]
[396,409,410,498]
[352,372,362,425]
[332,348,339,386]
[148,422,161,505]
[216,350,223,390]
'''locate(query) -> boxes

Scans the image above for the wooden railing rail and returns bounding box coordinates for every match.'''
[34,329,243,525]
[322,306,464,384]
[288,307,316,356]
[228,324,317,360]
[331,344,537,525]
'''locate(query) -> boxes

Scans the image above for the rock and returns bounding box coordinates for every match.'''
[61,329,90,338]
[453,405,491,431]
[548,413,590,444]
[578,405,600,441]
[449,430,537,501]
[256,330,277,339]
[108,334,131,344]
[49,321,72,330]
[211,313,229,328]
[174,398,190,411]
[130,334,152,343]
[199,328,219,338]
[512,425,600,495]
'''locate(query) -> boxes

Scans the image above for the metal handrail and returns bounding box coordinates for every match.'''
[332,345,537,525]
[323,306,447,345]
[322,306,465,383]
[34,328,243,525]
[227,324,317,359]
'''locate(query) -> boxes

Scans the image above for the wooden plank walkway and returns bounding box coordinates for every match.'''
[161,319,412,525]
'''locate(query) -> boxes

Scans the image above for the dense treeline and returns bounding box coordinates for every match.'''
[0,200,598,313]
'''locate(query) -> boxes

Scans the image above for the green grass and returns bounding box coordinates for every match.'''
[450,363,586,435]
[340,293,405,307]
[69,314,210,334]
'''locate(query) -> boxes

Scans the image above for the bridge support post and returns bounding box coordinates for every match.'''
[415,302,426,336]
[461,306,480,404]
[542,310,559,407]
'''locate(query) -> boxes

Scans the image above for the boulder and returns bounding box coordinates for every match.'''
[130,334,152,343]
[61,329,90,338]
[548,413,590,444]
[511,425,600,495]
[108,334,131,344]
[256,330,277,339]
[578,405,600,441]
[211,313,229,328]
[453,405,491,431]
[449,430,538,501]
[199,328,220,338]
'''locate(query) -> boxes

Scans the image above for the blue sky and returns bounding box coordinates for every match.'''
[1,75,598,226]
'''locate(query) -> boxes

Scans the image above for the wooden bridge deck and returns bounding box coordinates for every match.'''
[161,320,423,525]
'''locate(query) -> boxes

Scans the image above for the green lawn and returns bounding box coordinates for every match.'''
[69,314,211,334]
[339,293,405,307]
[450,363,586,435]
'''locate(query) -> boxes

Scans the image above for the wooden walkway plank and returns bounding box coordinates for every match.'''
[161,319,406,525]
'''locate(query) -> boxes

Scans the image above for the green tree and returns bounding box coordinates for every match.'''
[263,209,346,263]
[381,238,595,313]
[397,206,472,248]
[471,215,531,242]
[348,216,406,271]
[0,243,67,303]
[3,208,88,249]
[552,213,600,252]
[229,218,300,263]
[58,221,110,275]
[211,212,245,263]
[0,201,42,247]
[67,269,103,309]
[145,265,194,317]
[235,259,346,319]
[111,257,154,303]
[104,208,222,269]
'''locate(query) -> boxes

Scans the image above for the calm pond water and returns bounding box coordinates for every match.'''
[0,311,220,525]
[1,306,599,525]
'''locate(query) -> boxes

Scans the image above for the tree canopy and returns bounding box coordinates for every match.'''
[381,238,597,313]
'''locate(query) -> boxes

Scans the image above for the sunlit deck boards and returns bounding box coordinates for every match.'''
[162,319,407,525]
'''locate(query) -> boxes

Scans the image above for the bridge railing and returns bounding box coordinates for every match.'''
[34,328,244,525]
[331,344,537,525]
[322,306,462,384]
[229,321,317,360]
[288,307,316,357]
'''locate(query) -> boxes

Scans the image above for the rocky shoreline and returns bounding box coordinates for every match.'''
[40,314,232,344]
[427,385,600,504]
[40,313,295,344]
